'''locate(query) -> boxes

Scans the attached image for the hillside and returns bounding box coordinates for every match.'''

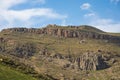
[0,63,37,80]
[0,25,120,80]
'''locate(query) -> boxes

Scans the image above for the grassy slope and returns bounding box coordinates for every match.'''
[1,32,120,55]
[107,33,120,36]
[0,29,120,80]
[47,25,104,33]
[0,63,37,80]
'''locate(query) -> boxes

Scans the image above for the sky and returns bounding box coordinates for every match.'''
[0,0,120,32]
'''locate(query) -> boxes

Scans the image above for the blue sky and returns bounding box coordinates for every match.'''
[0,0,120,32]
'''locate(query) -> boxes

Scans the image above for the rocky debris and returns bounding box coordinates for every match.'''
[52,53,64,59]
[39,48,49,56]
[38,50,110,71]
[9,43,37,58]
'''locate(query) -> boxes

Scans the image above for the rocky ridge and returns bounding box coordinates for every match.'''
[1,24,120,43]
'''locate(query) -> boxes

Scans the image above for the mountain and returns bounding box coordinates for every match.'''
[0,25,120,80]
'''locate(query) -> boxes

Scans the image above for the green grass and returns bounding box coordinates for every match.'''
[0,63,37,80]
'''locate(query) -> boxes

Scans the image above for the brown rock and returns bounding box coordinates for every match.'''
[1,25,120,43]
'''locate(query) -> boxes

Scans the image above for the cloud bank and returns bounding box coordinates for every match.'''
[0,0,67,30]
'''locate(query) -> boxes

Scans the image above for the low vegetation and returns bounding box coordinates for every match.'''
[0,25,120,80]
[0,63,37,80]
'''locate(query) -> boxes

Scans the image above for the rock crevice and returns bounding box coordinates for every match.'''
[39,50,110,71]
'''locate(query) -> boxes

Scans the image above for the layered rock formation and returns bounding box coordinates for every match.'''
[73,52,109,70]
[1,25,120,43]
[39,50,110,71]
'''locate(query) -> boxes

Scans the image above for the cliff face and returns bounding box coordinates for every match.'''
[1,25,120,43]
[38,50,110,71]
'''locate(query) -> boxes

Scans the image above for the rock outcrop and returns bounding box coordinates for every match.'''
[1,25,120,43]
[0,37,6,51]
[39,50,110,71]
[72,52,109,70]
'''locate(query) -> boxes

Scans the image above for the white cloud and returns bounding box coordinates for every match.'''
[91,19,120,32]
[80,3,91,10]
[28,0,46,5]
[0,0,27,9]
[111,0,120,4]
[0,0,67,30]
[84,13,95,17]
[82,3,120,32]
[1,9,67,21]
[0,0,45,9]
[34,0,45,4]
[84,12,120,32]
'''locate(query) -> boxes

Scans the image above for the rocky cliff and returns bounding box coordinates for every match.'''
[38,49,111,71]
[1,25,120,43]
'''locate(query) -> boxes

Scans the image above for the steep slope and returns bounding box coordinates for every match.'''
[0,25,120,80]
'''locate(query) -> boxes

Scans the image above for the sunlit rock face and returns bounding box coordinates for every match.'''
[2,25,120,43]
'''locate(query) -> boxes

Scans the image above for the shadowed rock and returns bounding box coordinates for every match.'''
[74,52,110,71]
